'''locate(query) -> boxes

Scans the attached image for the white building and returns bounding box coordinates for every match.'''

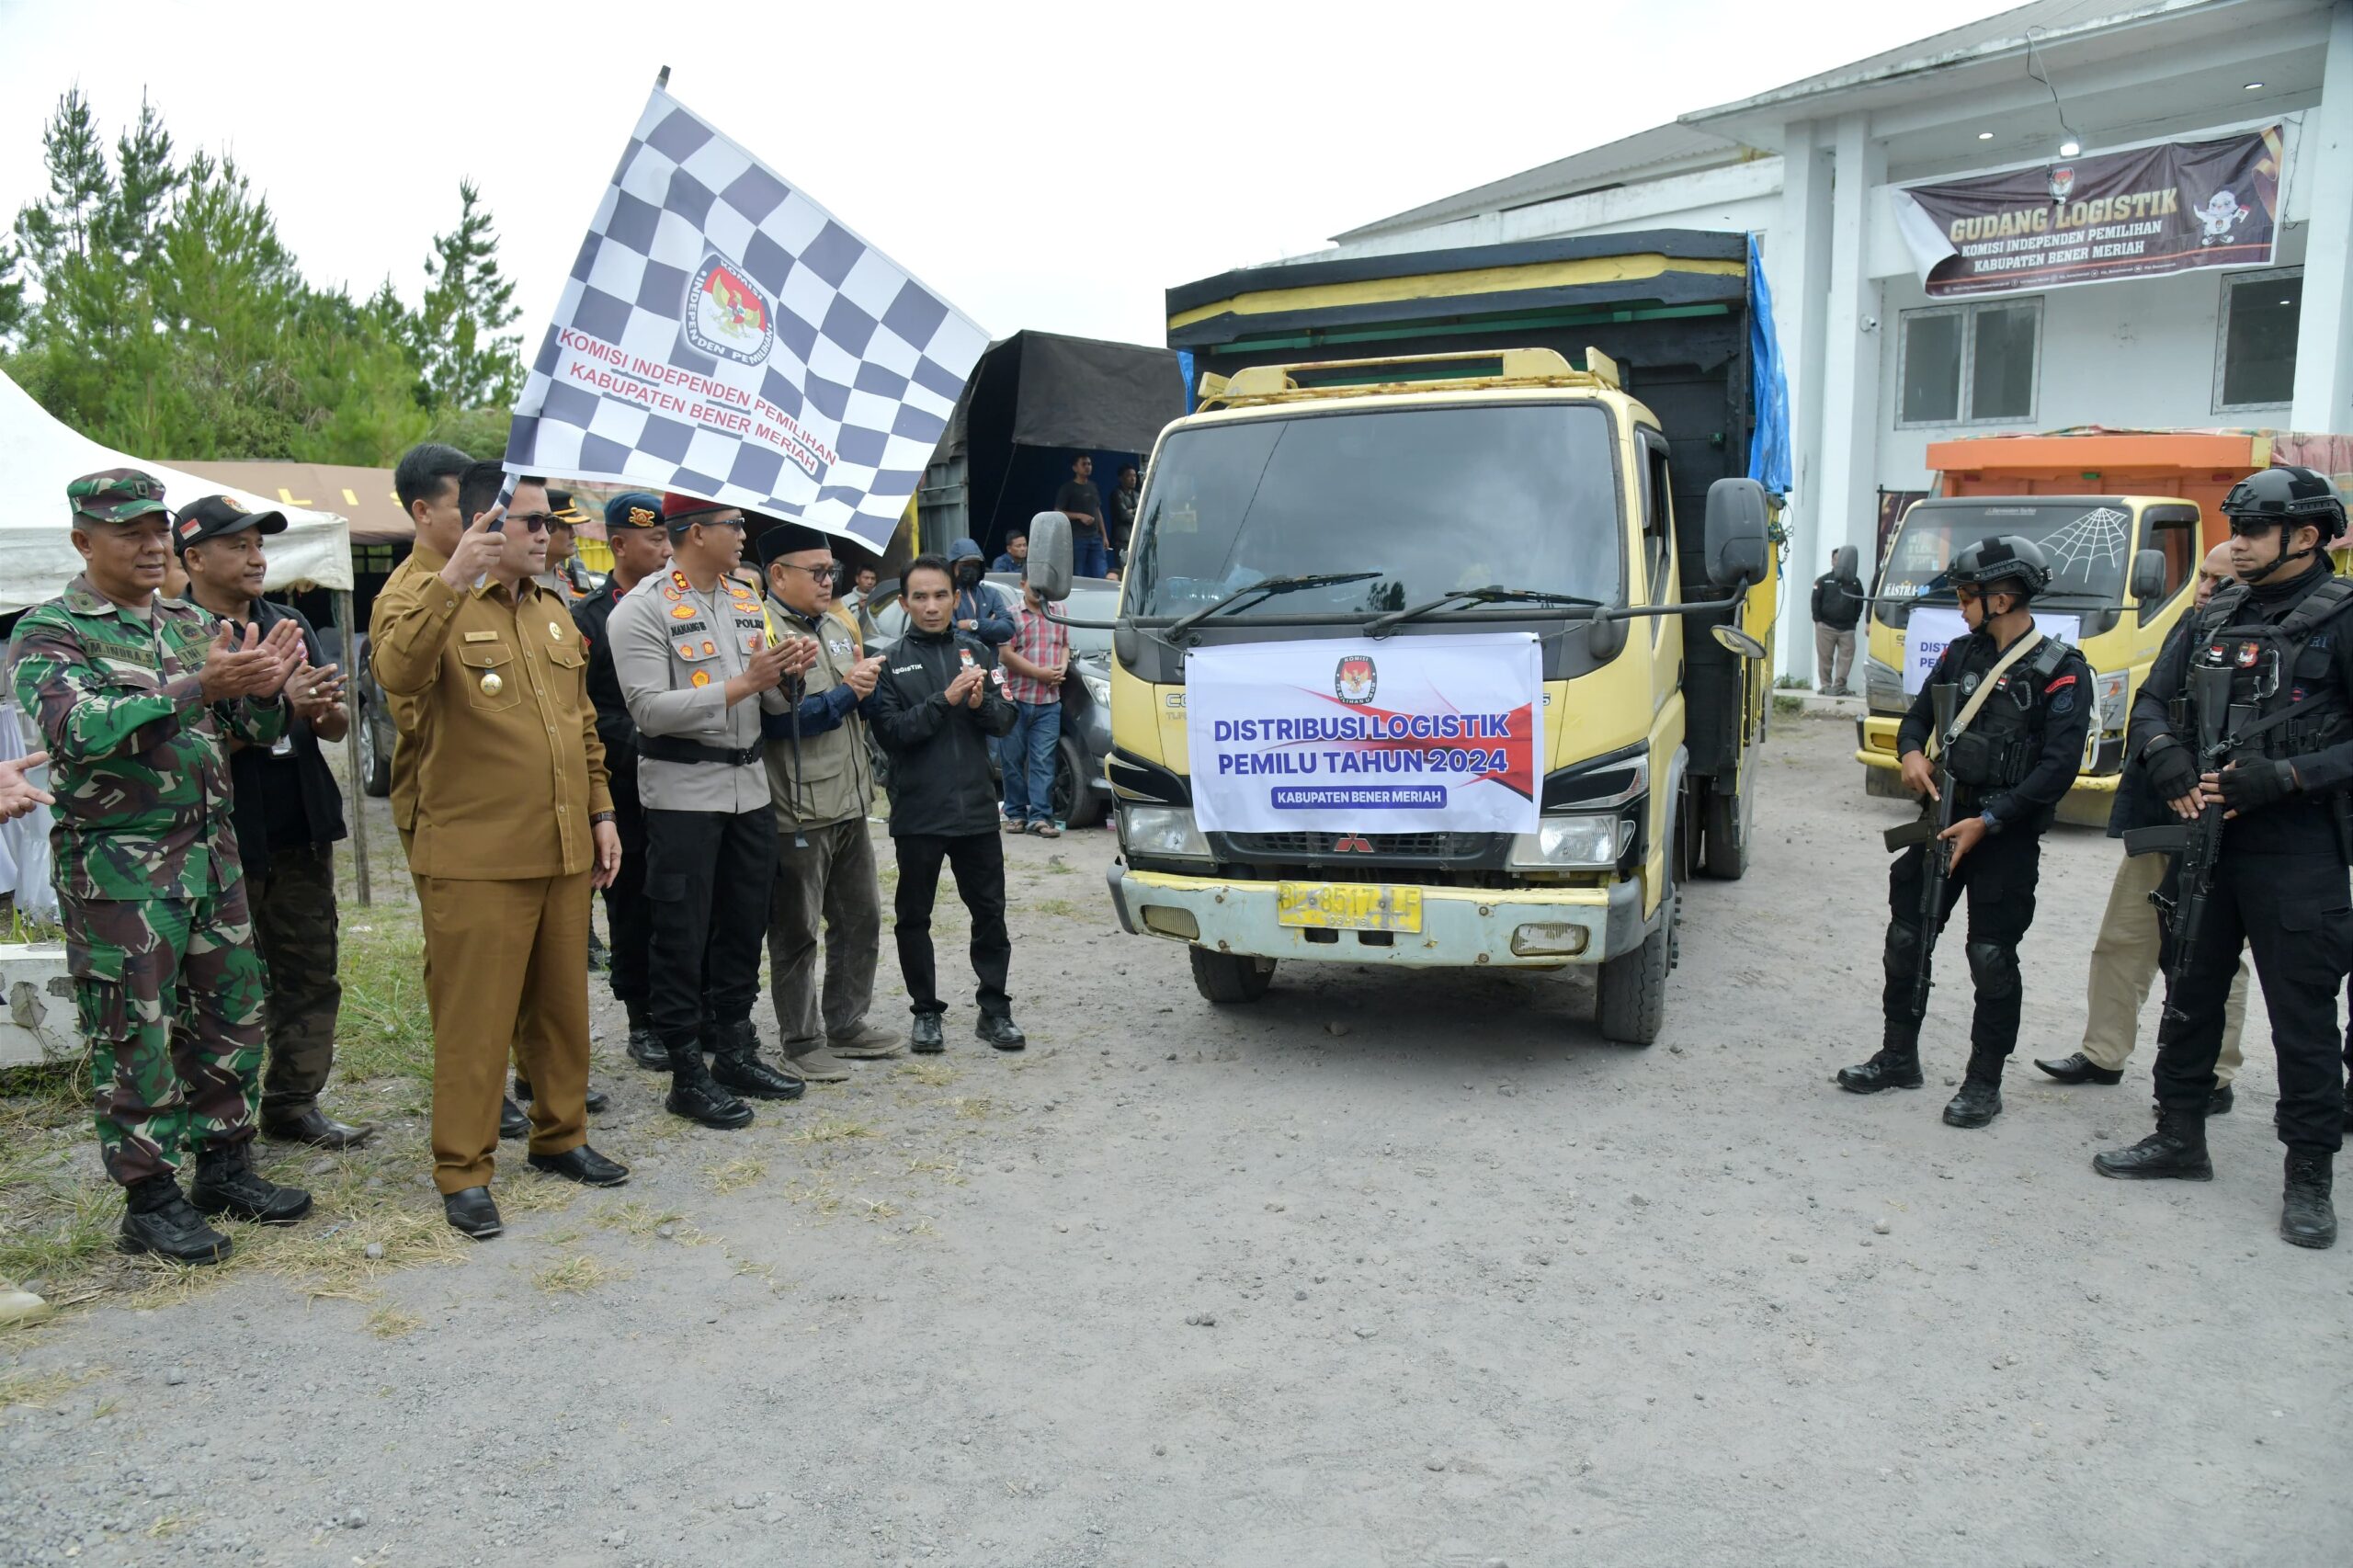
[1304,0,2353,676]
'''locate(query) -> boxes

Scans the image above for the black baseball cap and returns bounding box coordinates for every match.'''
[173,494,289,555]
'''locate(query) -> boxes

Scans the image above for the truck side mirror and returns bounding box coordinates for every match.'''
[1703,478,1770,590]
[1028,511,1074,603]
[2129,546,2167,602]
[1832,544,1859,585]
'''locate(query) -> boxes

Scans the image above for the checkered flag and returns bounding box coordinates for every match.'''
[505,85,987,551]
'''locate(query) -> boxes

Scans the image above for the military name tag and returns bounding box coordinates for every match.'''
[463,631,498,642]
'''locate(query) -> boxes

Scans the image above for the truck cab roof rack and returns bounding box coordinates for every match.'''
[1195,347,1621,409]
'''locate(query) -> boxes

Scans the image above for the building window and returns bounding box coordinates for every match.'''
[1896,298,2041,427]
[2214,267,2301,412]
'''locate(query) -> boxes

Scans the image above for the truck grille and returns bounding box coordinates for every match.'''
[1226,831,1471,858]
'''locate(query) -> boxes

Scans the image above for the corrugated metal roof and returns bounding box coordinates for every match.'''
[1332,121,1746,244]
[1682,0,2224,121]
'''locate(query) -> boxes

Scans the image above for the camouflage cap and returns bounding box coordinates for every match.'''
[67,468,169,525]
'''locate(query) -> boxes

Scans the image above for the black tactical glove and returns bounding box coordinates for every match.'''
[2142,738,2200,803]
[2218,758,2298,813]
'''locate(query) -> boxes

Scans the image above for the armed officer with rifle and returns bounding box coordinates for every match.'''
[2094,467,2353,1251]
[1836,537,2094,1129]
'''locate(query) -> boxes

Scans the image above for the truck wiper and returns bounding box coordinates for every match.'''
[1163,572,1382,642]
[1366,585,1605,637]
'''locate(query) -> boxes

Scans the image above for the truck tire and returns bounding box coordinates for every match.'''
[1190,948,1274,1004]
[1597,869,1674,1046]
[1054,735,1106,829]
[1698,781,1748,881]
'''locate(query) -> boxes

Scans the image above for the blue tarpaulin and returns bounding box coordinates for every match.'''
[1745,233,1792,496]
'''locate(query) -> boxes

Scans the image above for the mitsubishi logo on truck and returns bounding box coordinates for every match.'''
[1332,834,1374,854]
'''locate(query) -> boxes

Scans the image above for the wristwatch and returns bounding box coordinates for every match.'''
[589,810,616,826]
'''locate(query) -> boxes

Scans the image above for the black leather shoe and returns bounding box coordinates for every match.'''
[500,1096,529,1141]
[261,1106,377,1150]
[443,1186,503,1240]
[515,1079,609,1114]
[910,1014,946,1054]
[712,1050,806,1100]
[977,1013,1027,1051]
[1835,1050,1922,1094]
[189,1143,313,1225]
[626,1024,670,1070]
[2282,1149,2336,1249]
[1942,1078,2003,1129]
[2208,1084,2234,1117]
[118,1176,232,1265]
[528,1145,631,1187]
[2033,1051,2123,1085]
[2094,1111,2212,1180]
[665,1074,756,1129]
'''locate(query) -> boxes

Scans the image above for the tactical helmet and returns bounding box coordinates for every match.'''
[2221,464,2347,544]
[1947,535,2053,601]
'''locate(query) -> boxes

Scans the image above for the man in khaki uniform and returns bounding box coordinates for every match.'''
[370,452,628,1239]
[2037,542,2252,1108]
[755,521,893,1082]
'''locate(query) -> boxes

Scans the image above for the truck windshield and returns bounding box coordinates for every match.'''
[1881,500,2135,604]
[1126,403,1623,621]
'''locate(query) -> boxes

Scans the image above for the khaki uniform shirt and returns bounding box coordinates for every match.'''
[608,566,786,814]
[764,598,873,831]
[368,544,611,880]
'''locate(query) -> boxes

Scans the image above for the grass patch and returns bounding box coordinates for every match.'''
[893,1061,956,1088]
[1772,694,1804,717]
[706,1157,767,1195]
[790,1117,874,1145]
[333,909,434,1085]
[366,1305,423,1339]
[949,1096,993,1120]
[533,1254,627,1293]
[0,1365,98,1408]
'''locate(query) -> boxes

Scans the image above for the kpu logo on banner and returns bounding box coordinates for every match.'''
[686,255,774,367]
[1336,654,1377,705]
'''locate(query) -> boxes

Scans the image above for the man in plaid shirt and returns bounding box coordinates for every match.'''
[996,551,1071,837]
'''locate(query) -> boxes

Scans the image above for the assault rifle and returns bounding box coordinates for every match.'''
[1882,682,1961,1022]
[2122,662,2239,1024]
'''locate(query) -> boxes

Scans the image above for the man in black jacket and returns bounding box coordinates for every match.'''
[1811,554,1864,695]
[570,494,671,1070]
[868,553,1022,1053]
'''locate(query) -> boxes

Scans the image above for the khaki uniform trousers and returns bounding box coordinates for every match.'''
[2080,847,2249,1082]
[415,869,592,1194]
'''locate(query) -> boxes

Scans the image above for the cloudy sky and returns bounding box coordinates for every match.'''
[1,0,2016,347]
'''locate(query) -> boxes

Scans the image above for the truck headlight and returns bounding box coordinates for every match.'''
[1508,814,1632,870]
[1120,804,1210,860]
[1082,669,1111,707]
[2093,669,2129,738]
[1864,655,1905,713]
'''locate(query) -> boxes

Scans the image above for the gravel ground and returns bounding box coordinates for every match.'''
[1,713,2346,1567]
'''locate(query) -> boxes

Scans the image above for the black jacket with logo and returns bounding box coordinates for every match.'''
[571,576,637,803]
[869,623,1017,838]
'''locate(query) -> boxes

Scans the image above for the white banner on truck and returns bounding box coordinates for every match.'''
[1902,607,2083,695]
[1185,633,1544,834]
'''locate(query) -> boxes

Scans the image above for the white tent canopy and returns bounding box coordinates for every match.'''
[0,369,353,614]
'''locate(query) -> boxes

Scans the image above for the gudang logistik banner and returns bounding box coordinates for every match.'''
[1185,633,1544,834]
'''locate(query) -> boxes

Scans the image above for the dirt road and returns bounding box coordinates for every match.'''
[2,714,2345,1566]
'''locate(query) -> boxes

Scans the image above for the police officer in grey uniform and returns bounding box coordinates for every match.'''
[609,493,815,1127]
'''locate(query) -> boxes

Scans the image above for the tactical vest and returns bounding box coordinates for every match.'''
[1941,634,2074,790]
[2188,576,2353,764]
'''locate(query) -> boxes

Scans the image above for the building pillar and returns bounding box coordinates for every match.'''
[1807,112,1886,678]
[1774,119,1837,681]
[2290,0,2353,432]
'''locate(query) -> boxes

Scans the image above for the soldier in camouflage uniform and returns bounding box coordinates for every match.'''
[10,470,317,1265]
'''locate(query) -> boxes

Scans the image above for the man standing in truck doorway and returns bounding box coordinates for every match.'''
[1057,455,1108,579]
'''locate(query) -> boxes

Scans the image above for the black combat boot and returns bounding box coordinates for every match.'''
[709,1019,806,1101]
[119,1174,233,1265]
[665,1036,756,1130]
[189,1142,313,1225]
[625,1004,667,1070]
[2092,1108,2212,1180]
[976,1012,1027,1051]
[2281,1148,2336,1249]
[1942,1053,2006,1129]
[1835,1041,1923,1094]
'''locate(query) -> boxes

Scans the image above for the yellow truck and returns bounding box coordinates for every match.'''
[1856,494,2200,814]
[1029,344,1778,1044]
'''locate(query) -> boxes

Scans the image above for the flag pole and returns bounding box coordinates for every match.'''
[655,65,670,88]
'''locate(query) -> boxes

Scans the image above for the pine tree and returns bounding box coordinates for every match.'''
[414,179,522,412]
[11,87,111,283]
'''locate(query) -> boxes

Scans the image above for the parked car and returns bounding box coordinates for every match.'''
[862,573,1116,827]
[352,631,393,798]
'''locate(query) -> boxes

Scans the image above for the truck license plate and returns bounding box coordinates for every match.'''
[1276,882,1424,933]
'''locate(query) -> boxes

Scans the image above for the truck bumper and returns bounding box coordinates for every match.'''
[1106,864,1646,968]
